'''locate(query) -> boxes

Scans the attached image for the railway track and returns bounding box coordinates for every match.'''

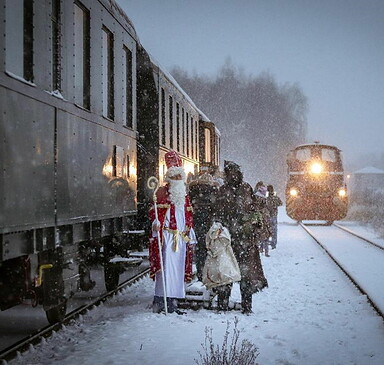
[0,268,150,363]
[299,222,384,321]
[333,223,384,250]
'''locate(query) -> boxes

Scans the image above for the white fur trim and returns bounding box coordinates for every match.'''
[166,166,186,178]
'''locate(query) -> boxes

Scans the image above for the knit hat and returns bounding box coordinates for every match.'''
[258,185,268,196]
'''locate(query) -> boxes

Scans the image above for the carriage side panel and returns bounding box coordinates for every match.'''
[0,88,55,235]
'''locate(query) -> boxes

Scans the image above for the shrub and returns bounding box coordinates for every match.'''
[195,317,259,365]
[347,189,384,238]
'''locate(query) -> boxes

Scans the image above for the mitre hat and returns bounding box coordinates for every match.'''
[165,150,185,178]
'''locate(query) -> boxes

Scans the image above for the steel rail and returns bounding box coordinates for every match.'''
[333,223,384,250]
[0,268,150,363]
[299,222,384,321]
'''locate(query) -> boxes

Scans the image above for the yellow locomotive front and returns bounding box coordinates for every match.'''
[286,143,348,223]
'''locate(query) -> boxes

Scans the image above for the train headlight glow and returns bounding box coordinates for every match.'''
[338,188,347,197]
[290,188,298,197]
[310,162,323,174]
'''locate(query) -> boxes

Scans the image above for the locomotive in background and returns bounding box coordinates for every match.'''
[286,142,348,224]
[0,0,220,323]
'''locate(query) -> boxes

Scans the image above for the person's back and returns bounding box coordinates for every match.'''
[188,174,218,281]
[214,161,268,313]
[266,185,283,217]
[266,185,282,249]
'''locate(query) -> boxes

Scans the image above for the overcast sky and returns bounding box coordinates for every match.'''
[118,0,384,168]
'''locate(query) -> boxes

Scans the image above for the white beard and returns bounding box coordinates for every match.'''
[168,180,186,207]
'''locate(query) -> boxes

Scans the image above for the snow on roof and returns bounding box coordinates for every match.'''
[354,166,384,174]
[102,0,139,41]
[294,142,340,151]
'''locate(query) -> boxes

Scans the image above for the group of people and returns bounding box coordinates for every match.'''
[148,150,282,315]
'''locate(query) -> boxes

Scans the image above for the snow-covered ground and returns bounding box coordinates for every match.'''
[9,209,384,365]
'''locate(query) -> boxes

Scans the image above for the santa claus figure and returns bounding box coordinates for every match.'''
[149,150,196,314]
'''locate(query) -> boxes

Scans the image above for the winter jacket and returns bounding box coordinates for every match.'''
[214,180,268,293]
[266,195,283,217]
[202,222,241,289]
[253,194,272,242]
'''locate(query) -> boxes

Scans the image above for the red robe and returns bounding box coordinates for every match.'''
[149,185,194,282]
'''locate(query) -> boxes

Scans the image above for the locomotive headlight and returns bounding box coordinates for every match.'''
[289,188,298,197]
[338,188,347,198]
[310,162,323,174]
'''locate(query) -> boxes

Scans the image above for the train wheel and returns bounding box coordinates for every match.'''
[104,264,120,292]
[45,300,67,324]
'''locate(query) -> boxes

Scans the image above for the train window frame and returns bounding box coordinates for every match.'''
[161,88,166,146]
[321,148,337,162]
[123,46,133,129]
[74,1,91,110]
[295,148,311,161]
[186,112,190,157]
[112,145,124,178]
[51,0,62,92]
[191,117,195,159]
[126,154,130,179]
[215,134,220,165]
[204,128,211,163]
[182,107,186,155]
[176,103,180,152]
[169,95,174,149]
[5,0,34,83]
[102,26,115,121]
[195,117,199,160]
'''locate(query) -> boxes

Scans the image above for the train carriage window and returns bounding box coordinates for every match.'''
[112,146,124,177]
[74,2,90,109]
[216,135,220,165]
[182,108,185,154]
[195,118,199,159]
[176,103,180,152]
[295,148,311,161]
[186,112,190,157]
[321,148,336,162]
[204,128,211,163]
[51,0,62,91]
[102,26,114,120]
[191,118,194,159]
[126,155,130,178]
[5,0,34,82]
[161,88,166,145]
[123,46,133,128]
[169,96,174,149]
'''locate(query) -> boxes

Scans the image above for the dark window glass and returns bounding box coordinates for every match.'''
[126,155,130,178]
[186,112,189,157]
[112,145,117,177]
[181,108,185,154]
[176,103,180,152]
[24,0,34,82]
[74,2,90,109]
[102,26,114,120]
[161,88,166,145]
[51,0,61,91]
[124,46,133,128]
[169,96,173,149]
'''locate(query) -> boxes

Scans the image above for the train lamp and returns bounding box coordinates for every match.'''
[310,162,323,174]
[147,176,168,315]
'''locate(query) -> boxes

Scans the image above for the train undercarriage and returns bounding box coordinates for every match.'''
[0,217,147,324]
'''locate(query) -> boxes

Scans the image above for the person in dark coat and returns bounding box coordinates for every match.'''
[188,173,219,281]
[254,182,272,256]
[214,161,268,314]
[266,184,283,249]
